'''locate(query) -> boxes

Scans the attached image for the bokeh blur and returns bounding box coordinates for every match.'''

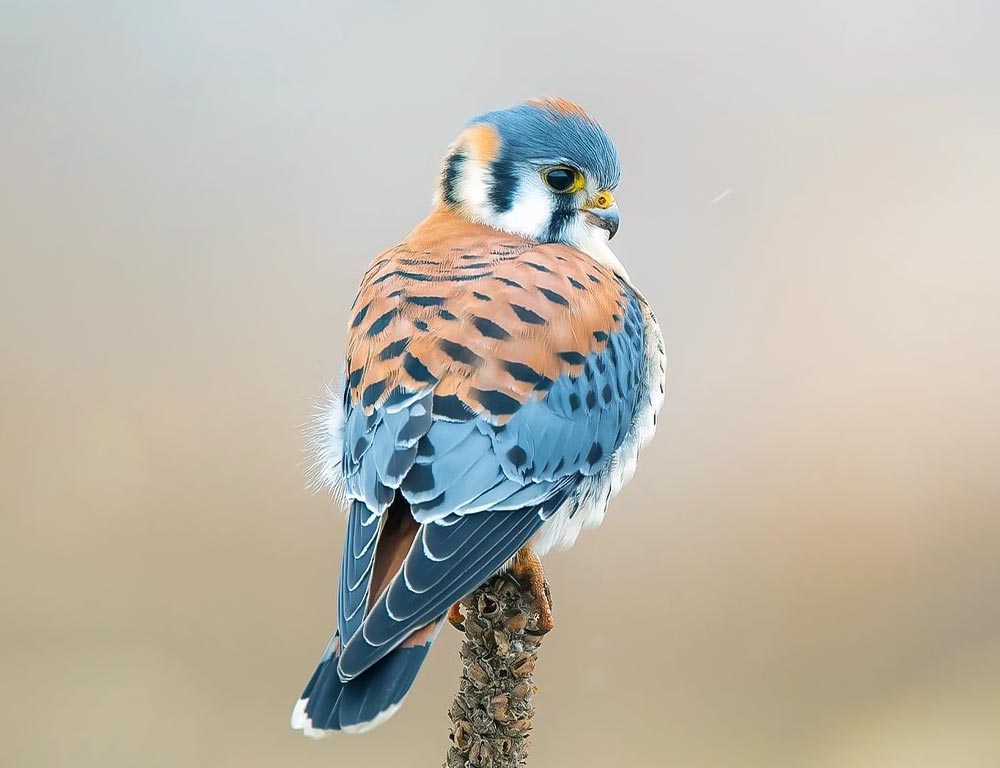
[2,2,999,766]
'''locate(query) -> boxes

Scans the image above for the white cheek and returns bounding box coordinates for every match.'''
[494,181,552,240]
[458,159,490,216]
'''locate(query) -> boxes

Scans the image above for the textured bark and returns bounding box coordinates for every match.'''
[444,572,546,768]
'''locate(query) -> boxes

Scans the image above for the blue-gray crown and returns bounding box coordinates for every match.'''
[469,98,620,191]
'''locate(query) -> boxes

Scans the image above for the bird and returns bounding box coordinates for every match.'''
[291,97,666,736]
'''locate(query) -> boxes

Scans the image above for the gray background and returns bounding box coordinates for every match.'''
[3,2,999,766]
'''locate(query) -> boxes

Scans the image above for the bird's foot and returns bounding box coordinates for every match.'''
[511,547,554,635]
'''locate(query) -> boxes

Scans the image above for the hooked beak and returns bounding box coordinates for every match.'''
[582,190,620,239]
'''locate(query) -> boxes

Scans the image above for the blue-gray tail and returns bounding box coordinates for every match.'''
[290,622,441,735]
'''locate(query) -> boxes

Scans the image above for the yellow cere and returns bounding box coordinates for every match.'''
[589,190,615,210]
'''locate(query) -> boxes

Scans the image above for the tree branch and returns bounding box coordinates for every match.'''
[444,572,546,768]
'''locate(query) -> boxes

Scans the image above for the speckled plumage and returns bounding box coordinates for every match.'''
[292,98,665,736]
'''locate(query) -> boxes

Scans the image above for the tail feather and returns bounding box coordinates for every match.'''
[291,621,441,735]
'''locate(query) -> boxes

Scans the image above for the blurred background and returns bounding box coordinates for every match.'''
[2,2,999,766]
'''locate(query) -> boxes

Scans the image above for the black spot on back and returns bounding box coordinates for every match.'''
[586,442,604,465]
[406,295,445,307]
[403,353,436,383]
[522,260,552,274]
[472,316,511,340]
[503,361,543,384]
[510,304,546,325]
[432,394,474,422]
[362,379,387,408]
[558,351,587,366]
[473,291,492,301]
[471,388,520,416]
[368,308,396,336]
[538,286,569,307]
[351,302,371,328]
[438,339,483,366]
[378,338,410,360]
[506,445,528,469]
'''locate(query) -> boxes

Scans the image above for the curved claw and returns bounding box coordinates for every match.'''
[447,601,466,632]
[511,547,554,635]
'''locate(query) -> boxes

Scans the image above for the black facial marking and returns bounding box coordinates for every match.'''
[471,388,520,416]
[472,316,511,340]
[510,303,546,325]
[438,339,483,367]
[442,150,465,206]
[538,286,569,307]
[545,201,577,243]
[593,330,609,342]
[488,157,519,213]
[473,291,492,301]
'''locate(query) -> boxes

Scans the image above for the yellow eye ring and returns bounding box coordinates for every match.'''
[541,166,585,194]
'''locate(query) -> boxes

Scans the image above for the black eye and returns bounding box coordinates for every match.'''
[542,166,583,193]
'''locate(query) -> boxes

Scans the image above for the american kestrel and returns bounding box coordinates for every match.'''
[292,98,665,735]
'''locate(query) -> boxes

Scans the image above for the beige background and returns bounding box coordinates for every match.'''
[3,2,999,766]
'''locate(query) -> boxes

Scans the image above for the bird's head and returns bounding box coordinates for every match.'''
[436,98,621,251]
